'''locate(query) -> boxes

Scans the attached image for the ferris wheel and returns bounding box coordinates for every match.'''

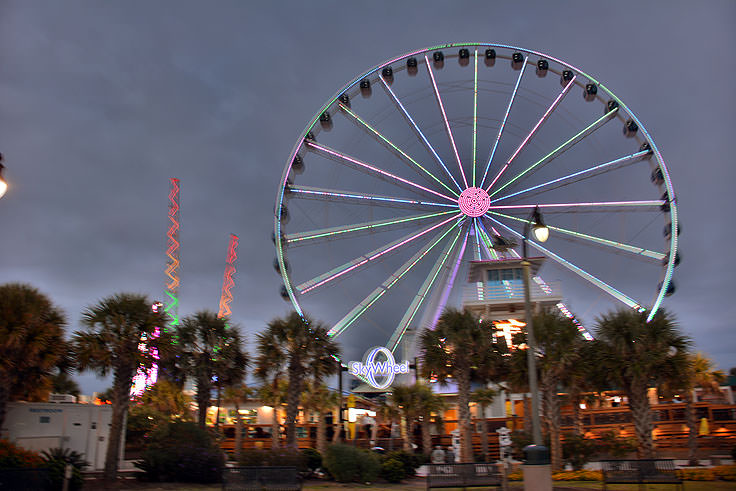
[273,43,679,363]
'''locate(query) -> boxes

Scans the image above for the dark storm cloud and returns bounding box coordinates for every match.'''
[0,0,734,393]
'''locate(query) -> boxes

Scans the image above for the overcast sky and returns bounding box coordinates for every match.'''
[1,1,734,394]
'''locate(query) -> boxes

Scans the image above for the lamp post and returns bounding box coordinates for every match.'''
[0,153,7,199]
[522,205,548,446]
[521,205,551,490]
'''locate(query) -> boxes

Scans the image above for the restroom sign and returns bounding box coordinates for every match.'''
[349,346,409,389]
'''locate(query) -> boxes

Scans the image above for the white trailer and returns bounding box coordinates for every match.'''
[1,402,121,471]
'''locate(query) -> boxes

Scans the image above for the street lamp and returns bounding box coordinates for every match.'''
[521,205,550,470]
[0,153,7,199]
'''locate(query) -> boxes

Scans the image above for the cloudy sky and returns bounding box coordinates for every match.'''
[1,1,734,394]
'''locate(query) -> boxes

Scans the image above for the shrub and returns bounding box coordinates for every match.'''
[562,433,599,470]
[323,444,380,483]
[301,448,322,472]
[596,430,636,458]
[381,450,423,478]
[676,467,715,481]
[712,465,736,481]
[0,439,44,468]
[134,421,224,483]
[381,458,405,483]
[552,470,602,481]
[41,447,88,491]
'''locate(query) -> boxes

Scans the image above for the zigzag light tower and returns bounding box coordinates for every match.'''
[218,234,239,321]
[164,178,181,334]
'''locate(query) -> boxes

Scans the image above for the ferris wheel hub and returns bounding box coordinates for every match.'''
[458,187,491,217]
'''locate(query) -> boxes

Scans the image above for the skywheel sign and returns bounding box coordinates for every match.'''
[349,346,409,390]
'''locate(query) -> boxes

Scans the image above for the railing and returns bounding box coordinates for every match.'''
[216,404,736,457]
[462,280,562,305]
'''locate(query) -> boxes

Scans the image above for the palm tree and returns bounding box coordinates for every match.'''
[419,307,503,463]
[177,311,247,428]
[0,283,68,428]
[661,352,726,465]
[255,312,340,448]
[373,396,400,449]
[594,308,691,458]
[301,381,340,454]
[73,293,166,482]
[561,339,604,436]
[505,334,532,435]
[223,383,253,461]
[534,309,586,470]
[258,378,288,448]
[140,378,191,418]
[417,384,446,456]
[471,388,497,462]
[390,384,422,452]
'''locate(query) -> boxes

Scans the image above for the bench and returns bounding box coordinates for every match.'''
[426,463,502,489]
[601,459,683,490]
[222,466,302,491]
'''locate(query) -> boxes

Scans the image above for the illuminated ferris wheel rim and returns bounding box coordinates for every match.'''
[274,42,679,340]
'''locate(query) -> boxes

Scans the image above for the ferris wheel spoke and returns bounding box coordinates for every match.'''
[471,218,487,301]
[479,55,529,188]
[489,200,664,213]
[486,215,646,311]
[472,49,479,186]
[488,106,619,197]
[296,213,463,294]
[485,76,577,191]
[424,222,471,337]
[328,221,461,339]
[339,103,460,198]
[388,224,468,352]
[490,149,651,204]
[508,75,577,165]
[487,210,665,261]
[305,140,457,203]
[425,54,468,188]
[288,185,456,210]
[474,217,499,260]
[379,75,463,193]
[286,210,457,246]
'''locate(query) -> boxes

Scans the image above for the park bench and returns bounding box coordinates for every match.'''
[222,466,302,491]
[426,463,502,490]
[601,459,683,490]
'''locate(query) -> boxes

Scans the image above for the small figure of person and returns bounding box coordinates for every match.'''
[444,446,455,464]
[431,445,445,464]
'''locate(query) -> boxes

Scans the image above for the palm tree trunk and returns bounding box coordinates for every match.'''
[196,376,211,429]
[234,401,243,462]
[523,395,532,435]
[421,413,432,455]
[271,407,280,449]
[457,371,473,463]
[479,403,489,462]
[104,373,132,482]
[685,391,698,465]
[542,375,562,470]
[628,381,655,458]
[317,412,326,454]
[571,392,583,436]
[0,382,8,431]
[400,414,411,452]
[215,385,222,429]
[285,364,302,449]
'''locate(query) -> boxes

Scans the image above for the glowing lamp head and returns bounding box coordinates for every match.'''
[0,159,6,199]
[531,206,549,242]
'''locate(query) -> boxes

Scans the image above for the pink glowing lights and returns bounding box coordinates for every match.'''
[458,187,491,217]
